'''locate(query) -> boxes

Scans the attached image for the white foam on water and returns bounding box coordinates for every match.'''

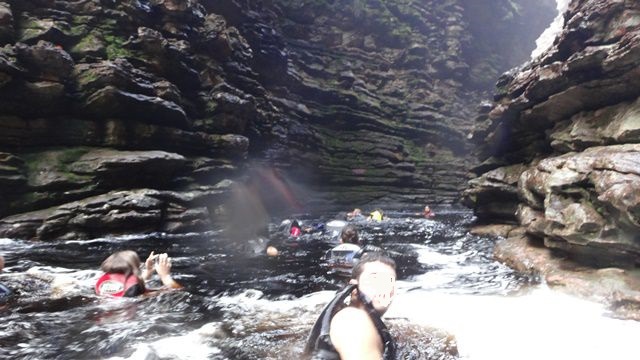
[106,290,336,360]
[107,327,223,360]
[414,245,466,265]
[0,238,16,245]
[387,285,640,360]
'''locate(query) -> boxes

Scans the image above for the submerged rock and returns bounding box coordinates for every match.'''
[495,234,640,321]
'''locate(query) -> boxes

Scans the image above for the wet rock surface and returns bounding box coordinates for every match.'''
[466,0,640,265]
[494,233,640,321]
[0,0,554,239]
[466,0,640,318]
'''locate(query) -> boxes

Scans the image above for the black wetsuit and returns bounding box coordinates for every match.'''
[304,284,396,360]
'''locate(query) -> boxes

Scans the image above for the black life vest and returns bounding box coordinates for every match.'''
[304,284,396,360]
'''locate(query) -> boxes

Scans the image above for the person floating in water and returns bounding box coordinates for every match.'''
[290,219,303,237]
[368,209,384,222]
[95,251,182,297]
[266,219,326,257]
[323,225,383,275]
[305,253,397,359]
[0,255,13,305]
[346,208,365,221]
[422,205,435,218]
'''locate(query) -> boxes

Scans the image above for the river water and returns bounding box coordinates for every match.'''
[1,207,638,359]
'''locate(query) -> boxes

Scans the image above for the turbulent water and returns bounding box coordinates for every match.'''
[0,207,638,359]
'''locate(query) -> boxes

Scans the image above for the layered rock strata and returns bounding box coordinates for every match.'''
[0,0,250,239]
[0,0,553,239]
[465,0,640,311]
[207,0,555,205]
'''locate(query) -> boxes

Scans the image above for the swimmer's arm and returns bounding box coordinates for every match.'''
[141,251,156,281]
[159,274,183,289]
[330,307,383,360]
[155,254,183,289]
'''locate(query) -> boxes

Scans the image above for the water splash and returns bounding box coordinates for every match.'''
[388,285,640,360]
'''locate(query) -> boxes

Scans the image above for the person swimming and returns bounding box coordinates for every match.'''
[422,205,435,218]
[305,253,397,359]
[95,251,181,297]
[266,219,326,257]
[323,225,382,275]
[346,208,365,221]
[368,209,384,222]
[290,220,303,237]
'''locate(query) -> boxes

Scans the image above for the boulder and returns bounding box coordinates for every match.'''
[517,145,640,265]
[462,164,528,221]
[69,148,187,188]
[14,41,75,82]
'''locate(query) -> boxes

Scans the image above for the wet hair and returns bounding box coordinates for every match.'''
[100,250,142,277]
[351,252,396,280]
[340,225,360,245]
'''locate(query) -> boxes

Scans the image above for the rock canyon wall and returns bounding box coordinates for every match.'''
[466,0,640,266]
[0,0,554,239]
[465,0,640,317]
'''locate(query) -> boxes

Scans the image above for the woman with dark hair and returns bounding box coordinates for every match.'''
[95,251,181,297]
[340,225,361,245]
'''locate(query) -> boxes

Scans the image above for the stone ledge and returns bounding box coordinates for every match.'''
[494,233,640,320]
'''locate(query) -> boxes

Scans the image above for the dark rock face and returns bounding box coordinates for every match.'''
[202,0,555,205]
[0,0,553,239]
[0,0,250,239]
[465,0,640,267]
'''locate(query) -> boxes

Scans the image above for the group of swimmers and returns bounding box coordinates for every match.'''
[2,249,397,359]
[94,247,398,359]
[268,206,436,272]
[93,241,397,359]
[346,205,435,222]
[346,208,382,222]
[0,206,435,358]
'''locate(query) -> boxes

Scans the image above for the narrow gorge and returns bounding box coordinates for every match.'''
[0,0,555,239]
[1,1,640,358]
